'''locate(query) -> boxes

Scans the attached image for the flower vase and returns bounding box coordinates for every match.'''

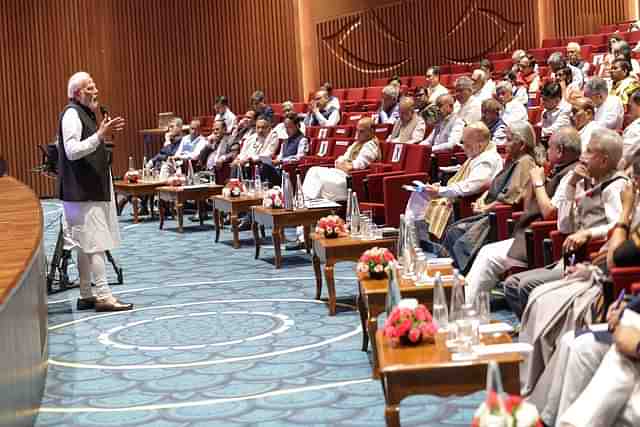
[399,334,435,346]
[369,271,387,280]
[324,230,338,239]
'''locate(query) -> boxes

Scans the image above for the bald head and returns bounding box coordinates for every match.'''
[356,117,374,142]
[398,97,416,123]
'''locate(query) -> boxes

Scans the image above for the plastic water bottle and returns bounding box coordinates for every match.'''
[448,269,465,343]
[294,173,305,209]
[433,272,449,333]
[254,165,262,196]
[128,156,135,172]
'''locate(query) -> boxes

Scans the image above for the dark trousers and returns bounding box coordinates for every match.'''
[260,163,282,187]
[503,264,562,319]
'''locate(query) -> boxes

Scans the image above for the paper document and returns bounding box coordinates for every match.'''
[478,323,514,334]
[472,342,533,356]
[439,165,461,173]
[305,198,341,208]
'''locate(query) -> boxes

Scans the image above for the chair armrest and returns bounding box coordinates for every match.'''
[632,282,640,295]
[610,267,640,298]
[527,220,557,268]
[365,170,407,203]
[490,203,515,241]
[383,173,429,227]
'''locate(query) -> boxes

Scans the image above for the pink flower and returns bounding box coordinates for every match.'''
[383,250,395,261]
[415,305,427,321]
[383,325,396,338]
[374,264,384,273]
[504,395,522,414]
[408,328,421,343]
[397,318,412,336]
[486,391,500,412]
[387,308,401,324]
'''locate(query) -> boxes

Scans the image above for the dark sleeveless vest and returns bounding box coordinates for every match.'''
[282,133,305,158]
[57,101,111,202]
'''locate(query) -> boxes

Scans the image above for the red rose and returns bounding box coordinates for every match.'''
[486,391,500,411]
[408,328,421,343]
[505,395,522,414]
[387,308,401,324]
[383,325,396,338]
[415,305,427,322]
[383,250,395,261]
[471,418,480,427]
[397,318,412,336]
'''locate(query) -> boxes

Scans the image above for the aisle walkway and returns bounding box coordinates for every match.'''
[36,200,485,427]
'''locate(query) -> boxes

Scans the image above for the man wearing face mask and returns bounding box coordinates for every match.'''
[57,71,133,312]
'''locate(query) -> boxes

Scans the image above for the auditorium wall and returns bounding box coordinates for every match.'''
[0,0,301,197]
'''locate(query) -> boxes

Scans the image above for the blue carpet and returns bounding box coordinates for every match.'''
[35,200,514,426]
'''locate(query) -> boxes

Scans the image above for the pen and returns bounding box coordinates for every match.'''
[615,289,626,309]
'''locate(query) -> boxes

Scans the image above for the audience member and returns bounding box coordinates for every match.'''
[375,85,400,124]
[540,81,572,140]
[250,90,273,122]
[304,90,340,127]
[566,42,591,76]
[471,69,493,102]
[387,97,426,144]
[598,34,624,78]
[495,80,527,125]
[466,127,581,303]
[320,81,340,111]
[480,98,507,146]
[302,117,380,201]
[231,115,278,177]
[479,58,497,96]
[441,120,537,274]
[621,90,640,168]
[511,49,527,74]
[517,54,541,94]
[584,77,624,130]
[571,97,602,152]
[610,58,640,105]
[555,65,583,104]
[214,96,236,134]
[548,51,584,89]
[148,117,184,168]
[199,120,239,175]
[407,122,503,241]
[260,114,308,186]
[425,66,449,105]
[504,70,529,106]
[421,94,460,151]
[173,119,207,162]
[613,39,640,77]
[230,109,257,148]
[453,76,482,126]
[414,87,428,113]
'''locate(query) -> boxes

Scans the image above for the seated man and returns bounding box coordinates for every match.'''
[540,81,572,141]
[548,51,585,89]
[517,54,541,94]
[511,49,527,74]
[302,117,381,202]
[421,94,460,152]
[621,91,640,169]
[303,90,340,127]
[481,98,507,146]
[466,127,581,303]
[471,69,494,102]
[571,97,602,152]
[566,42,591,77]
[260,113,308,187]
[148,117,184,169]
[375,84,400,124]
[504,128,627,320]
[584,77,624,130]
[274,101,305,139]
[199,120,239,179]
[495,80,528,125]
[414,87,429,113]
[610,58,640,105]
[425,66,449,105]
[231,116,279,178]
[441,120,537,274]
[406,122,503,241]
[321,81,340,111]
[213,96,237,134]
[524,166,640,425]
[387,97,426,144]
[480,58,497,97]
[453,76,482,128]
[231,109,257,148]
[172,119,207,162]
[250,90,274,123]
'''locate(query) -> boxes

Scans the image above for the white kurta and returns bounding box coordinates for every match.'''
[61,108,120,254]
[594,95,624,130]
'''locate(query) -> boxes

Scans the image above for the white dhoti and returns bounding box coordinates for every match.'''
[302,166,349,201]
[62,176,120,299]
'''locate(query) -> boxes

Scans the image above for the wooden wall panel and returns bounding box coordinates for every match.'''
[0,0,300,197]
[542,0,631,38]
[317,0,539,90]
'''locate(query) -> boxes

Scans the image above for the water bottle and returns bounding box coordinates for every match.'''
[433,272,449,333]
[448,269,465,343]
[345,188,352,230]
[186,159,195,185]
[350,192,361,237]
[385,261,403,316]
[128,156,135,172]
[282,170,294,210]
[254,165,262,196]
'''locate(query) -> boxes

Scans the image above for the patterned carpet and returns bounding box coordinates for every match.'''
[36,200,496,427]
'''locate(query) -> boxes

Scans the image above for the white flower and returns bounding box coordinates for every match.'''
[374,264,384,273]
[263,198,273,208]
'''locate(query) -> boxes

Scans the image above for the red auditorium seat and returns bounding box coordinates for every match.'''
[600,24,619,34]
[333,125,354,138]
[493,59,512,73]
[373,123,394,140]
[292,103,306,114]
[564,35,583,45]
[626,31,640,44]
[542,38,560,48]
[400,77,411,86]
[341,112,374,126]
[363,86,384,102]
[449,63,469,74]
[583,33,606,47]
[611,267,640,296]
[486,52,509,61]
[346,88,365,101]
[438,64,452,75]
[411,76,427,88]
[529,48,547,64]
[332,89,347,100]
[364,172,429,227]
[371,77,387,87]
[439,74,452,87]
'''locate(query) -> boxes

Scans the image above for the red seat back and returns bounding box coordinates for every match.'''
[364,86,384,101]
[403,144,431,173]
[332,89,346,100]
[373,123,393,140]
[333,125,354,138]
[331,137,353,158]
[370,78,387,87]
[411,76,427,88]
[346,88,365,101]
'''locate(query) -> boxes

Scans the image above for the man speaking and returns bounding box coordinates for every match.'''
[57,71,132,312]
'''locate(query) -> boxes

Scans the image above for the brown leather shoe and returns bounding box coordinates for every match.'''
[95,299,134,312]
[76,296,97,311]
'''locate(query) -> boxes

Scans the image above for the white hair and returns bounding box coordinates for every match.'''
[382,84,400,99]
[67,71,91,99]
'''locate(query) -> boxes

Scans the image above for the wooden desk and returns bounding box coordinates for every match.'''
[157,184,223,232]
[251,206,335,269]
[212,195,263,248]
[113,179,167,223]
[376,331,521,427]
[312,234,396,316]
[358,275,453,377]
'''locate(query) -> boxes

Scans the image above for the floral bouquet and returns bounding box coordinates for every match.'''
[357,247,395,279]
[383,303,438,346]
[471,392,542,427]
[167,174,186,187]
[315,215,347,238]
[124,170,140,184]
[263,186,284,208]
[222,178,244,197]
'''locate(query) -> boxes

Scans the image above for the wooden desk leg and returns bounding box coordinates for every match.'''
[272,226,282,269]
[369,317,380,378]
[324,263,336,315]
[253,220,261,259]
[198,200,204,226]
[116,195,127,216]
[150,195,155,219]
[132,197,140,223]
[230,213,240,249]
[303,225,311,254]
[214,208,221,242]
[384,404,401,427]
[159,200,165,230]
[176,202,184,232]
[357,288,369,352]
[312,253,322,300]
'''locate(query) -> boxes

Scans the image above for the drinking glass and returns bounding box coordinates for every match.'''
[455,318,474,356]
[462,303,480,345]
[262,181,270,194]
[475,291,491,325]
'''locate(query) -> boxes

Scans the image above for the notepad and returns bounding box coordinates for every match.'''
[471,342,533,356]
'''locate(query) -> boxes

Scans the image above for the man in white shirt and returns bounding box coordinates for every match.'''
[302,117,380,201]
[471,69,494,102]
[566,42,591,77]
[571,97,603,152]
[303,90,340,127]
[454,76,482,124]
[387,97,426,144]
[481,98,508,146]
[540,81,572,140]
[466,127,581,303]
[548,51,584,89]
[495,80,528,125]
[422,94,461,151]
[231,116,279,176]
[622,90,640,168]
[375,85,400,124]
[214,96,236,135]
[173,119,207,162]
[321,81,341,112]
[584,77,624,130]
[425,66,449,105]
